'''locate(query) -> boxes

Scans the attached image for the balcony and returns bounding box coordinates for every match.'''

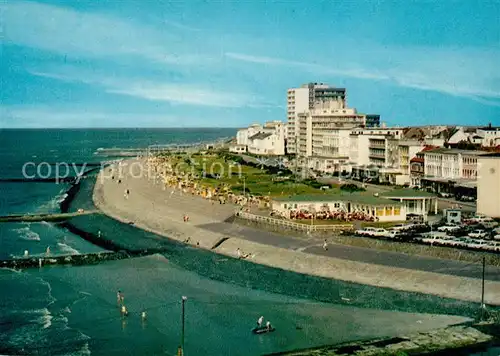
[369,141,386,148]
[369,152,385,159]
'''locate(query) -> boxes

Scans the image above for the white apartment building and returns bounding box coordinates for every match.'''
[287,83,347,154]
[477,125,500,147]
[234,121,286,156]
[296,107,366,158]
[477,153,500,218]
[349,129,425,185]
[349,128,403,167]
[423,148,488,180]
[236,124,261,146]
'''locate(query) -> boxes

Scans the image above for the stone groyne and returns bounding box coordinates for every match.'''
[0,250,161,270]
[265,323,499,356]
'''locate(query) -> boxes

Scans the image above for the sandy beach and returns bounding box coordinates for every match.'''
[93,159,500,305]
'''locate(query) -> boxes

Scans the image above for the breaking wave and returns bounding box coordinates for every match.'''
[57,242,80,255]
[13,226,41,241]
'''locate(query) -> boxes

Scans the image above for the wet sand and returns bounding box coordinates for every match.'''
[93,159,500,305]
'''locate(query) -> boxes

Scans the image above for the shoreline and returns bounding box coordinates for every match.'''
[92,158,500,306]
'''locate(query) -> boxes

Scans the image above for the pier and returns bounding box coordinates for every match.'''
[0,210,100,222]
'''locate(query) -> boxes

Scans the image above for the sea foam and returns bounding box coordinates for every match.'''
[13,226,41,241]
[57,242,81,255]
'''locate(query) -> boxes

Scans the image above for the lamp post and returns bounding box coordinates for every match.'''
[481,257,486,320]
[178,296,187,356]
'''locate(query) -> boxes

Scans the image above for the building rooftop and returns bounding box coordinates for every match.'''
[479,152,500,158]
[272,192,404,206]
[424,148,489,155]
[381,189,435,198]
[249,132,272,140]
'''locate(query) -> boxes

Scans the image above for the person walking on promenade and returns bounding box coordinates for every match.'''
[323,239,328,251]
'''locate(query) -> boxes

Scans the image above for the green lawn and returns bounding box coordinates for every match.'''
[159,153,334,196]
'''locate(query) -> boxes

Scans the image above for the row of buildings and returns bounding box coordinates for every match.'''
[232,83,499,186]
[230,82,500,218]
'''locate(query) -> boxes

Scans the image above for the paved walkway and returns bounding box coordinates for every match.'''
[198,221,500,281]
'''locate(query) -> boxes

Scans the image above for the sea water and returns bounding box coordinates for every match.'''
[0,129,495,355]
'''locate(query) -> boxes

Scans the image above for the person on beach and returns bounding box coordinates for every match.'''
[323,239,328,251]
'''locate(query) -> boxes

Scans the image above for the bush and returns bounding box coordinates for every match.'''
[340,183,366,193]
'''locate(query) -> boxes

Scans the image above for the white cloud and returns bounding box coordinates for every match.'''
[226,47,500,105]
[3,1,202,65]
[29,69,271,108]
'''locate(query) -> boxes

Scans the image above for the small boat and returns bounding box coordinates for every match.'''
[252,326,275,334]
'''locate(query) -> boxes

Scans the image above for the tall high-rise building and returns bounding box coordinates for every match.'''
[286,83,346,154]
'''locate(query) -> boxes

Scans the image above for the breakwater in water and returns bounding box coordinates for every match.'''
[266,322,500,356]
[0,211,99,222]
[0,250,161,269]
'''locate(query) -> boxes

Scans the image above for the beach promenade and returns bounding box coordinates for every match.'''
[93,159,500,305]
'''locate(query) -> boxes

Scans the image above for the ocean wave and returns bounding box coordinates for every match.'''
[0,267,24,274]
[40,308,53,329]
[20,308,53,329]
[13,226,41,241]
[57,242,80,255]
[38,188,69,212]
[68,341,91,356]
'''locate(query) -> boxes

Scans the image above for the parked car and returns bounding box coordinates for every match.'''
[485,242,500,252]
[355,227,378,236]
[437,224,461,233]
[468,240,489,249]
[493,234,500,241]
[468,229,489,239]
[467,215,491,223]
[421,231,449,244]
[480,220,499,229]
[438,192,452,198]
[372,228,389,237]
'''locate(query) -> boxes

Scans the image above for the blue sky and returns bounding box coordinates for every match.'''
[1,0,499,128]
